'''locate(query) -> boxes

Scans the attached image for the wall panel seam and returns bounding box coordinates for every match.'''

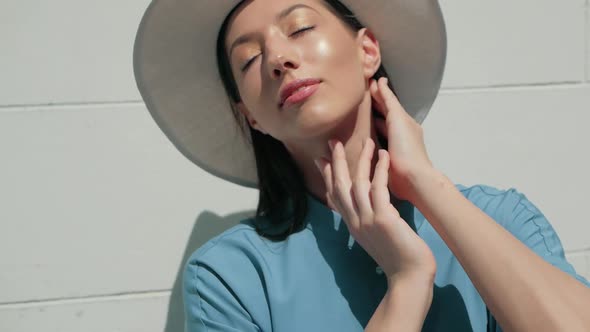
[2,83,590,113]
[0,101,145,113]
[0,290,171,309]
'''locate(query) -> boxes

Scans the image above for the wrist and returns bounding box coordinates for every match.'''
[367,273,433,332]
[406,167,452,206]
[387,271,435,290]
[385,274,434,326]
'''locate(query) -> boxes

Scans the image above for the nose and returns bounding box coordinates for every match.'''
[265,36,299,79]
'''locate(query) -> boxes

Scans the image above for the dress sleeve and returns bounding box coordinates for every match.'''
[502,189,590,288]
[488,188,590,332]
[183,261,262,332]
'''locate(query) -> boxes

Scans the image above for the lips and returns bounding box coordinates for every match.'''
[279,78,321,108]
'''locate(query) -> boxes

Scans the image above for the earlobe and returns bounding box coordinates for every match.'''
[236,102,268,135]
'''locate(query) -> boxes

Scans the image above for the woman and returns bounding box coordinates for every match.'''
[133,0,590,331]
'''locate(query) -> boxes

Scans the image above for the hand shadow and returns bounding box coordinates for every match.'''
[163,209,255,332]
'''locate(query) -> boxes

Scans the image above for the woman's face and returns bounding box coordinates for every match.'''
[225,0,381,144]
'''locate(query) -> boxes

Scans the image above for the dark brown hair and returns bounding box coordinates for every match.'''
[216,0,395,241]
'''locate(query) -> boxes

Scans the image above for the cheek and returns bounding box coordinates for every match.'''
[310,35,360,70]
[309,36,365,93]
[238,81,279,131]
[307,37,339,67]
[238,78,263,109]
[314,39,331,58]
[317,39,365,103]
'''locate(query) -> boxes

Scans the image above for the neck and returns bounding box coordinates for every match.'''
[286,89,383,208]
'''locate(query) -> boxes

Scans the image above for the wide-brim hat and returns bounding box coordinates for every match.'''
[133,0,447,189]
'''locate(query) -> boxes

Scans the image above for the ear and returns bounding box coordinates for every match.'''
[236,102,268,135]
[356,28,381,79]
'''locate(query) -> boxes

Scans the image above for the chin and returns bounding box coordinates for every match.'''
[293,103,349,136]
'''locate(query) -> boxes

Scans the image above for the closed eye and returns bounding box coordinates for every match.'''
[240,26,316,72]
[291,25,315,38]
[241,56,258,72]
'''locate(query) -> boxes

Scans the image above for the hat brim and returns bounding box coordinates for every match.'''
[133,0,447,189]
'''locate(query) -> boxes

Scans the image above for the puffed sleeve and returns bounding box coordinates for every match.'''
[501,189,590,287]
[483,187,590,332]
[183,261,262,332]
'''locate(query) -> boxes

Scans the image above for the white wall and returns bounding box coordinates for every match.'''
[1,0,588,331]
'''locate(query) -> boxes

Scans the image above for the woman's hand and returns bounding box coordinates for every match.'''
[314,138,436,284]
[370,77,436,203]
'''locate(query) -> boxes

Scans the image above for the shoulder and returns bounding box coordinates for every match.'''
[455,183,532,226]
[182,218,273,331]
[454,183,552,244]
[185,218,269,273]
[456,183,522,208]
[455,184,590,288]
[453,183,561,247]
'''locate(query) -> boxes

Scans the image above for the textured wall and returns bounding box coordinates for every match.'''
[1,1,588,331]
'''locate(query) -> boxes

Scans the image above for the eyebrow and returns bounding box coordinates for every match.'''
[228,4,320,59]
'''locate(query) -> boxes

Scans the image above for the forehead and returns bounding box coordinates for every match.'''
[224,0,327,42]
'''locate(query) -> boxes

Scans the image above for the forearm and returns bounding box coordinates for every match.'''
[408,169,590,331]
[365,276,433,332]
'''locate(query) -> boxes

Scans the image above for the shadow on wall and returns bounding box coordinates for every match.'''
[163,209,255,332]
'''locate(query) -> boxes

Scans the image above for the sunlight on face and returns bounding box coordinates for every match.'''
[224,0,377,143]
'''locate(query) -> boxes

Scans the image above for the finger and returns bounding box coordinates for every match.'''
[369,79,384,106]
[353,138,375,224]
[378,77,405,118]
[370,79,386,116]
[330,140,359,229]
[371,149,398,218]
[315,157,337,210]
[376,78,399,144]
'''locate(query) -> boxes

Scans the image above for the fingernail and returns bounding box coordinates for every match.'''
[313,159,321,170]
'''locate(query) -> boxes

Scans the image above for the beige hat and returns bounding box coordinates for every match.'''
[133,0,447,188]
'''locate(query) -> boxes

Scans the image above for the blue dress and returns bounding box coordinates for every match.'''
[182,184,590,331]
